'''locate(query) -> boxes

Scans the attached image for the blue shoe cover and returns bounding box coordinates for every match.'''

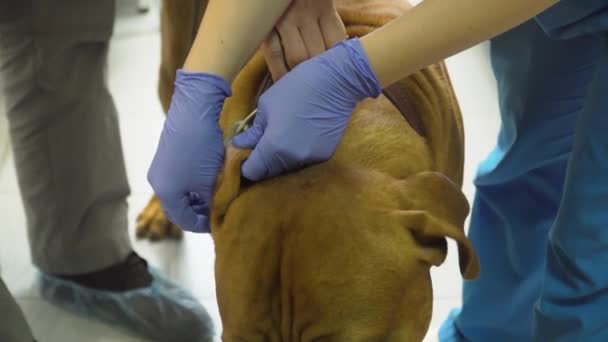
[39,267,215,341]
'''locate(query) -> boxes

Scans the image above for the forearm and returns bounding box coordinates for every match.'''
[361,0,558,87]
[184,0,291,82]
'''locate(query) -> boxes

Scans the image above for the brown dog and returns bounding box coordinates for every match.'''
[139,0,480,340]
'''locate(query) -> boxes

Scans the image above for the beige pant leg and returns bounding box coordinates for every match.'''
[0,0,131,274]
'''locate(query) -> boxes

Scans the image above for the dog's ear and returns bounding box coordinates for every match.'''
[211,144,251,230]
[394,172,480,279]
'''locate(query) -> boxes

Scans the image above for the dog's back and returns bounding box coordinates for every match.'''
[210,1,478,341]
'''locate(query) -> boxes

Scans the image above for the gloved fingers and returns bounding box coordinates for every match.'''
[276,24,309,70]
[263,30,290,81]
[191,205,208,215]
[299,21,327,58]
[232,120,265,149]
[239,137,272,181]
[195,215,211,233]
[188,192,210,216]
[319,10,347,48]
[160,195,209,233]
[188,191,202,204]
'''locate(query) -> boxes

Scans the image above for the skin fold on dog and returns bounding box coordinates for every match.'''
[139,0,480,340]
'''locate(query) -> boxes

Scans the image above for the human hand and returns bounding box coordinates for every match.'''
[233,38,381,181]
[147,70,231,233]
[263,0,347,81]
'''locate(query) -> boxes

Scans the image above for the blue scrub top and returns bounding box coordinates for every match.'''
[536,0,608,38]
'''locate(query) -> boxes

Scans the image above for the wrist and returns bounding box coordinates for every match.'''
[170,70,232,121]
[175,69,232,97]
[330,38,382,100]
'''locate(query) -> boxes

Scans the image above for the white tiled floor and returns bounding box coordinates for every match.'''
[0,3,500,342]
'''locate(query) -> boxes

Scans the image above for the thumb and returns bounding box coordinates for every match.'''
[232,120,264,149]
[161,195,209,233]
[240,136,271,181]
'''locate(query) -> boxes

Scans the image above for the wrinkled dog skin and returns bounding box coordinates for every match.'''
[141,0,480,341]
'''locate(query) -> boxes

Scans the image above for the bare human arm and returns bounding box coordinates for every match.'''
[183,0,292,82]
[361,0,559,87]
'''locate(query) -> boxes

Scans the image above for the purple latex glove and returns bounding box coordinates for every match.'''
[147,70,231,233]
[232,38,381,181]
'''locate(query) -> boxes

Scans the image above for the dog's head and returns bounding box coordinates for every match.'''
[210,145,478,340]
[213,145,478,278]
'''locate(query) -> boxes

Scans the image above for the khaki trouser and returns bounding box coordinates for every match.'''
[0,0,131,339]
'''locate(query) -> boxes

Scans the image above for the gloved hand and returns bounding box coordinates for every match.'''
[232,38,382,181]
[147,70,231,233]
